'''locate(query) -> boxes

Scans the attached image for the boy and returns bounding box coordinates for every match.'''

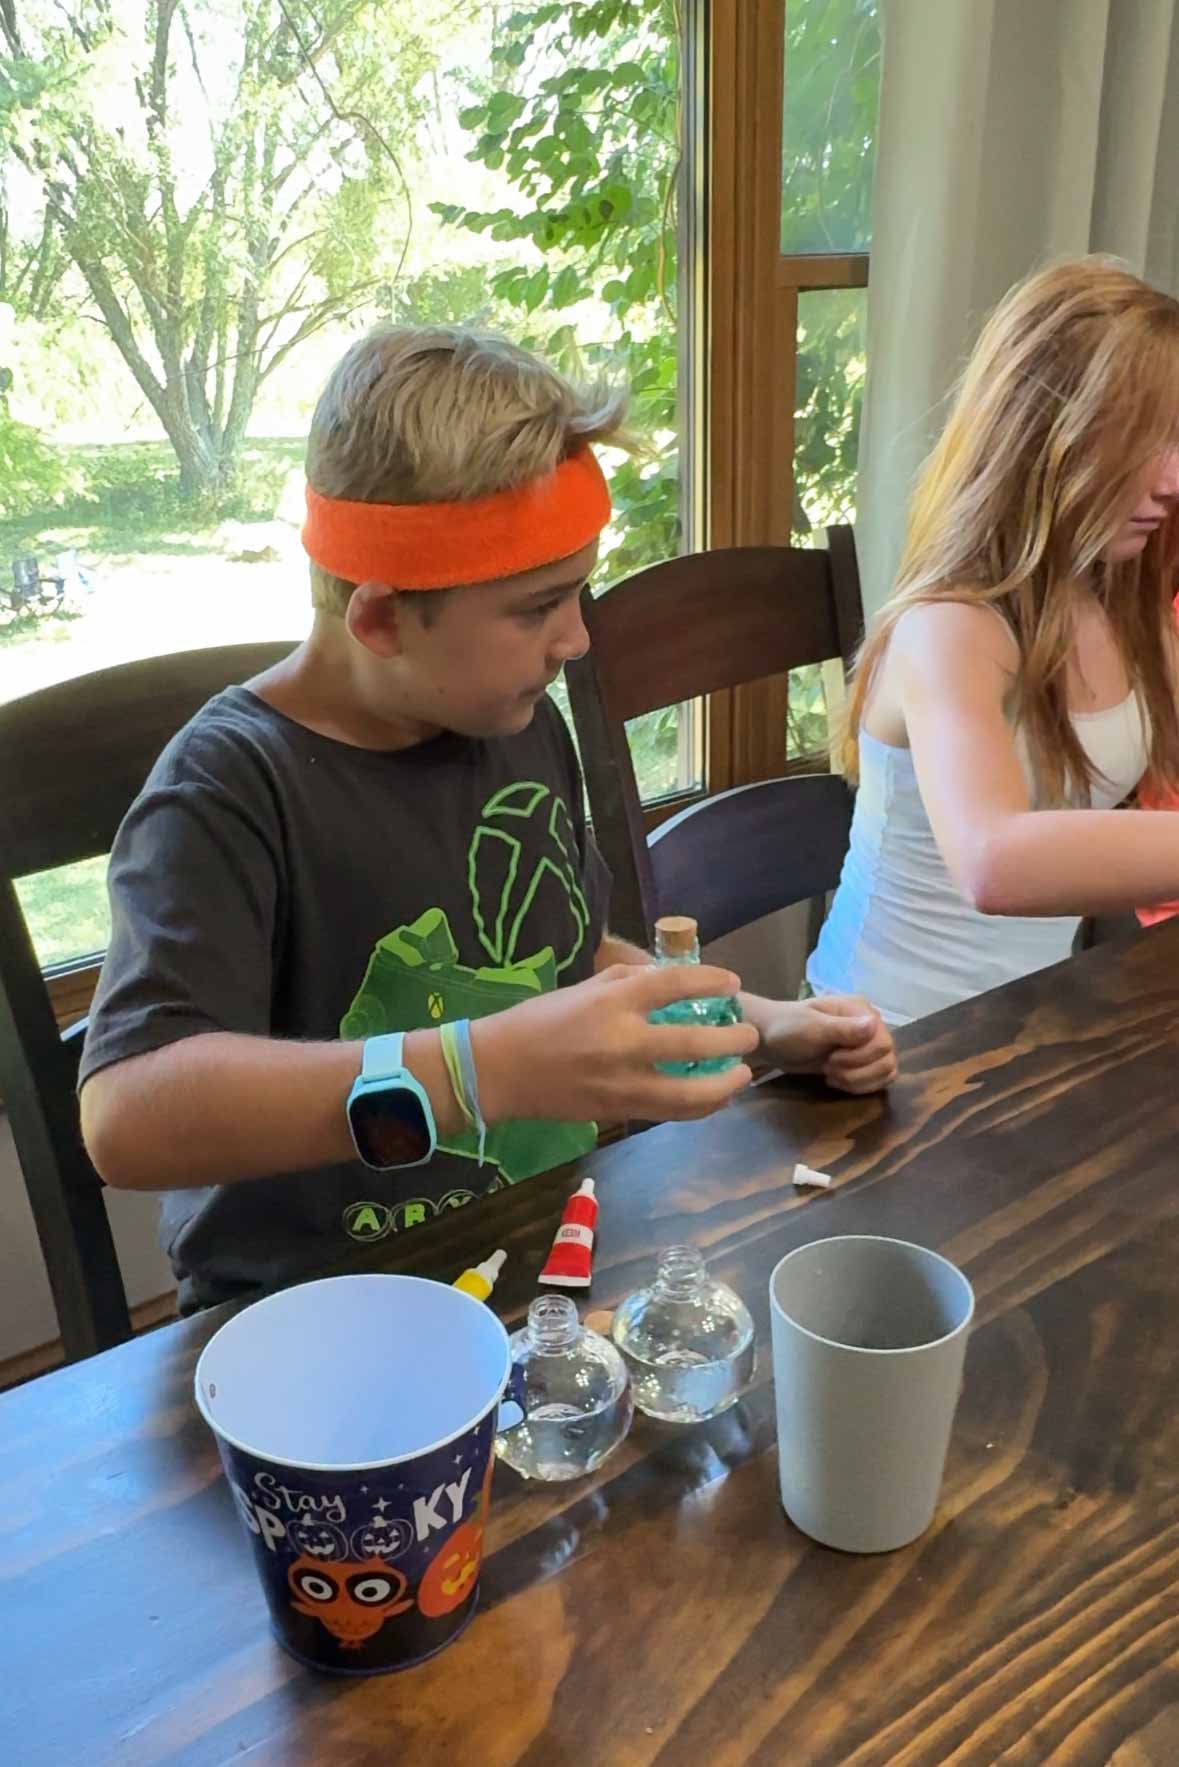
[80,326,895,1313]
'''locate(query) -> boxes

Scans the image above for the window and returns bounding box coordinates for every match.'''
[453,1,701,812]
[792,287,869,543]
[6,2,882,981]
[780,0,880,762]
[2,0,694,972]
[780,0,881,258]
[787,284,869,765]
[705,0,881,787]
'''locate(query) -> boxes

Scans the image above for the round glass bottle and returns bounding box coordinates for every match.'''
[612,1246,755,1423]
[495,1294,633,1481]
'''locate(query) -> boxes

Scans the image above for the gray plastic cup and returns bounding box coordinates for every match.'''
[769,1235,974,1553]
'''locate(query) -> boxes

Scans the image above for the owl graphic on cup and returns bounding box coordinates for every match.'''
[286,1493,486,1648]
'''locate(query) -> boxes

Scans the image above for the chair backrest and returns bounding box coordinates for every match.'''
[0,640,295,1362]
[566,529,862,948]
[645,774,853,948]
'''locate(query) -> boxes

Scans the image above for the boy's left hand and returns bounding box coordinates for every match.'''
[756,995,897,1094]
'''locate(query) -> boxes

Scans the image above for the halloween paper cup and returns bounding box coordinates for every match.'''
[195,1273,510,1674]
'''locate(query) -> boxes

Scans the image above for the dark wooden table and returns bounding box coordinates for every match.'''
[6,926,1179,1766]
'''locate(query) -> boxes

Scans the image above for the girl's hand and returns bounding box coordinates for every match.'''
[755,995,897,1094]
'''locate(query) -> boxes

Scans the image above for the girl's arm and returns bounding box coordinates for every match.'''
[894,602,1179,916]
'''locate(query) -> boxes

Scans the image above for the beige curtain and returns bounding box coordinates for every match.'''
[856,0,1179,615]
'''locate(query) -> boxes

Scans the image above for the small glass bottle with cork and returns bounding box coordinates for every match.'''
[647,914,744,1075]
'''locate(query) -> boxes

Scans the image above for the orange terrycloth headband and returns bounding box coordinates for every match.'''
[302,447,611,591]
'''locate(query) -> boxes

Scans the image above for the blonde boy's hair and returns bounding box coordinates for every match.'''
[305,324,630,614]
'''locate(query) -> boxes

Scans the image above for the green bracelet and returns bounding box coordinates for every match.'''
[439,1017,487,1166]
[439,1021,475,1130]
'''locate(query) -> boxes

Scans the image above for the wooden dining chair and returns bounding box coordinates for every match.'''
[0,640,295,1363]
[566,528,863,951]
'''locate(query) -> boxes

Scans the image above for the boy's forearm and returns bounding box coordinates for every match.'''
[81,1028,468,1191]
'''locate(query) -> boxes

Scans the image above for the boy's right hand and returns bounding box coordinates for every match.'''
[472,962,758,1126]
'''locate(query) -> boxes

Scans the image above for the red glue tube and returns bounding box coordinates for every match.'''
[538,1178,598,1288]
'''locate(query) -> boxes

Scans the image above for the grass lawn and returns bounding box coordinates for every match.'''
[16,858,112,970]
[4,439,310,965]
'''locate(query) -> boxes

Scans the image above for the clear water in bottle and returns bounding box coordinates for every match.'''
[495,1294,633,1481]
[647,915,744,1076]
[612,1246,756,1423]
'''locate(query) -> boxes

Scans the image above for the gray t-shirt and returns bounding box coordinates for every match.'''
[81,687,610,1311]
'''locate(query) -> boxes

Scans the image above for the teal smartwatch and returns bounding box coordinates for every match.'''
[346,1032,437,1171]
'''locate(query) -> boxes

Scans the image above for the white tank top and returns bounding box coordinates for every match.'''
[806,693,1150,1026]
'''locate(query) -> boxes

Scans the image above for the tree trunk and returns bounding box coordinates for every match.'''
[154,381,227,502]
[69,240,242,502]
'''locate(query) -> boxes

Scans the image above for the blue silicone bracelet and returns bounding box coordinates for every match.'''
[453,1018,487,1167]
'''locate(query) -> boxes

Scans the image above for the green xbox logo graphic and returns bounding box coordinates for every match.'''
[469,781,589,973]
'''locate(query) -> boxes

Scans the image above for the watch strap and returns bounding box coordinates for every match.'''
[360,1030,407,1082]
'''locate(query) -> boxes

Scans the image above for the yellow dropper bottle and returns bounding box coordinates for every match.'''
[453,1249,507,1302]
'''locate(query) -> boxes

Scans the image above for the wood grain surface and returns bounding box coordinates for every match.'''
[4,924,1179,1766]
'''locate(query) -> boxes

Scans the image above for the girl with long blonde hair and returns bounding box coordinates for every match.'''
[807,256,1179,1024]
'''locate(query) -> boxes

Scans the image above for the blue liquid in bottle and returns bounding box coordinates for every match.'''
[648,915,743,1076]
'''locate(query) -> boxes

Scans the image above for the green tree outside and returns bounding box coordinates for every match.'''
[1,0,441,500]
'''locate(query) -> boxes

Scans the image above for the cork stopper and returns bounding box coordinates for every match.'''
[655,915,698,956]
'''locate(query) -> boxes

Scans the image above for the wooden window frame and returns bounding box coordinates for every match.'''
[46,960,100,1033]
[707,0,870,790]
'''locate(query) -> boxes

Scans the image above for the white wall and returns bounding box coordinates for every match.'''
[0,1114,173,1359]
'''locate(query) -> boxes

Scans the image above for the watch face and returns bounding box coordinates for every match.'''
[350,1087,433,1169]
